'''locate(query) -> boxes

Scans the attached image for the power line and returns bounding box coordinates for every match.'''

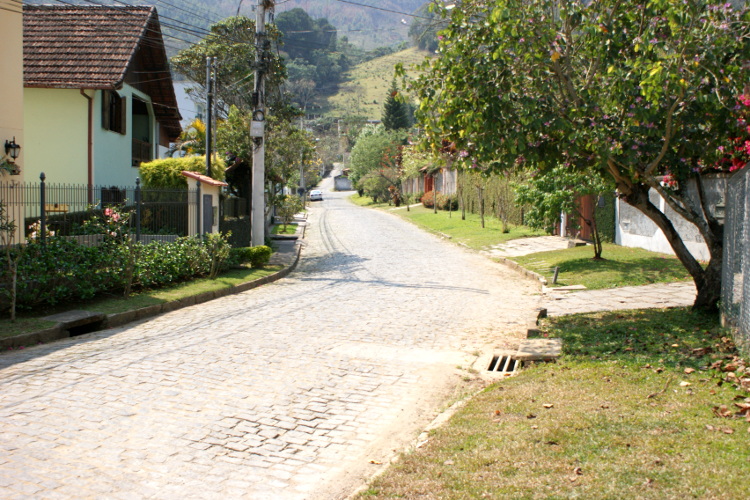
[331,0,431,20]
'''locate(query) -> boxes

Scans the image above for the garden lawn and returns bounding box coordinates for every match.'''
[271,223,298,235]
[0,266,281,341]
[397,206,545,250]
[350,195,545,250]
[513,243,693,289]
[361,308,750,499]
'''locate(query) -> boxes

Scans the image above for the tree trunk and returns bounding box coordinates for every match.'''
[460,181,466,220]
[619,181,721,311]
[478,186,485,229]
[10,261,16,322]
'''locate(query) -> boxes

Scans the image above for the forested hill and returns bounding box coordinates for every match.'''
[24,0,427,52]
[274,0,425,49]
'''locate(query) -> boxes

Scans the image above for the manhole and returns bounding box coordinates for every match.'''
[488,355,523,374]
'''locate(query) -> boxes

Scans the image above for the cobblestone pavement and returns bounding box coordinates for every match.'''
[0,181,540,499]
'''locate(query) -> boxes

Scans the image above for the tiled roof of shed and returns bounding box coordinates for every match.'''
[23,5,182,140]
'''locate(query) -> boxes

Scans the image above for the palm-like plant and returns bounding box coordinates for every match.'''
[168,119,206,157]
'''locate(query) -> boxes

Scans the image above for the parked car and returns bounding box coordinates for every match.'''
[309,190,323,201]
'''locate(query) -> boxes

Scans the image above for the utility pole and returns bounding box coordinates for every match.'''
[250,0,271,246]
[205,56,214,178]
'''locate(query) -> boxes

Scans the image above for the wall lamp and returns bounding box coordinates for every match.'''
[4,137,21,162]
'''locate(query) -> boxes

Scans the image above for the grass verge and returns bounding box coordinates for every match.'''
[0,266,282,340]
[271,224,298,235]
[361,308,750,499]
[513,243,692,289]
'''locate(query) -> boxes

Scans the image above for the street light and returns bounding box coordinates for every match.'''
[4,137,21,162]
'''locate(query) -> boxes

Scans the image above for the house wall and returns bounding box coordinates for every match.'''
[0,7,25,185]
[23,88,88,185]
[94,83,156,188]
[615,176,729,261]
[0,7,25,244]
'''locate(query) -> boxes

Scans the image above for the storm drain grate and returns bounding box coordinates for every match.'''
[488,355,523,374]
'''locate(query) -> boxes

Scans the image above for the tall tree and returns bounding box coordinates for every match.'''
[382,79,411,130]
[171,16,286,113]
[406,0,750,311]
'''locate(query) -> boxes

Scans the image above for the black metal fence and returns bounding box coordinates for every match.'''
[0,175,197,245]
[721,167,750,356]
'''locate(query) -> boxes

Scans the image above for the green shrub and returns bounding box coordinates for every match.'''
[227,245,273,268]
[204,232,232,278]
[139,156,226,189]
[0,234,242,312]
[248,245,272,268]
[436,193,458,211]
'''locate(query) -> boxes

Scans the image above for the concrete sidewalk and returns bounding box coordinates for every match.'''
[542,281,696,317]
[486,236,697,317]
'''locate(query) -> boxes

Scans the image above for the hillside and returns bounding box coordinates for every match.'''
[24,0,426,52]
[275,0,425,49]
[322,47,430,120]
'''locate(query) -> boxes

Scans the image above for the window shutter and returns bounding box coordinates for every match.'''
[102,90,111,130]
[119,96,127,135]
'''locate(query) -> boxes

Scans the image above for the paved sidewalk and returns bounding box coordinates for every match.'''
[542,281,697,317]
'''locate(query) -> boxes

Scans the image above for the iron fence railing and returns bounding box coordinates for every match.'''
[0,175,198,245]
[721,166,750,356]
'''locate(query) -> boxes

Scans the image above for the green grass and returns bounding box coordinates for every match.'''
[513,244,693,289]
[397,205,546,250]
[322,47,428,120]
[349,193,391,208]
[362,308,750,499]
[0,266,282,339]
[271,223,298,235]
[0,318,59,340]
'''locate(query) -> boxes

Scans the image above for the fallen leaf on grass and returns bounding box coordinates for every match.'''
[713,405,733,418]
[735,403,750,416]
[543,404,554,409]
[684,368,696,374]
[679,381,691,387]
[600,403,610,409]
[722,427,735,434]
[573,467,583,475]
[443,460,455,466]
[527,413,537,419]
[369,460,383,465]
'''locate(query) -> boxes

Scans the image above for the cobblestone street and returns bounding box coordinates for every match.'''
[0,184,540,499]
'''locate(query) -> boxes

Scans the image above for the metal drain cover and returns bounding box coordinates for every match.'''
[488,354,522,375]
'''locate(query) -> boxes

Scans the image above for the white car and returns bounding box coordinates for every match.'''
[309,190,323,201]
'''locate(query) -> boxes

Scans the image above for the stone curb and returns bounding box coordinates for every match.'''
[493,256,548,286]
[0,241,304,351]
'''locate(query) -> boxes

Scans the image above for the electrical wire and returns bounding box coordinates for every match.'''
[331,0,431,20]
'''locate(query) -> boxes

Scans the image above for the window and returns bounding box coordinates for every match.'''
[102,90,126,134]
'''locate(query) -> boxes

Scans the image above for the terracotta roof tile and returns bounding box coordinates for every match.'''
[23,5,151,89]
[23,5,182,140]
